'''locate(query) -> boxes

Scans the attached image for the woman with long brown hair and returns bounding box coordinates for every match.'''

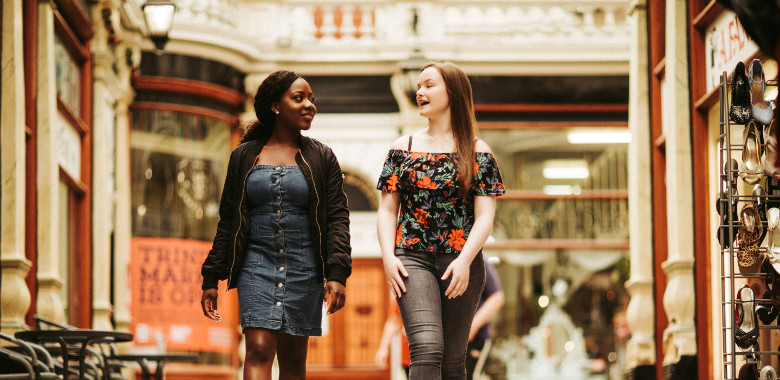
[376,62,505,379]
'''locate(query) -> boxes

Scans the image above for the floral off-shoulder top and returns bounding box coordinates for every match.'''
[377,149,505,255]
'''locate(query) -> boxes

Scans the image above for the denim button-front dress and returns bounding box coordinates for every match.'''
[237,165,323,336]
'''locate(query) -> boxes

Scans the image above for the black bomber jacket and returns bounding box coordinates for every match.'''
[201,135,351,290]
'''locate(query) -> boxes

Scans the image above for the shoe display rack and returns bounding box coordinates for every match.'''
[719,60,779,380]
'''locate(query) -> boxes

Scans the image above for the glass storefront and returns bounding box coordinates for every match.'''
[130,108,230,241]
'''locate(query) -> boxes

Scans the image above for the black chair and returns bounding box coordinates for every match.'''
[32,315,121,380]
[32,315,197,380]
[0,332,62,380]
[0,346,36,379]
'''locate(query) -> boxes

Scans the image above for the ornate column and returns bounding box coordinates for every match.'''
[661,0,697,365]
[112,42,140,334]
[90,2,119,330]
[1,0,32,333]
[625,0,657,372]
[34,0,66,323]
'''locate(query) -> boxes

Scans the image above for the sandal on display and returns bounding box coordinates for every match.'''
[761,365,777,380]
[741,121,765,185]
[740,362,760,380]
[736,285,760,350]
[731,61,752,124]
[765,119,780,179]
[750,59,774,126]
[718,191,740,248]
[739,204,764,274]
[763,258,780,309]
[754,184,769,243]
[768,208,780,256]
[756,289,779,325]
[768,176,780,210]
[719,159,741,248]
[763,210,780,310]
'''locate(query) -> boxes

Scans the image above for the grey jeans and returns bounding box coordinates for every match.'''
[395,249,486,380]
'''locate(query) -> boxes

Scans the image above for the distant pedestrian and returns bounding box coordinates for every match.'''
[375,298,411,377]
[466,256,504,380]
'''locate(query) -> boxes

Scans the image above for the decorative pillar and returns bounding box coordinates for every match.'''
[1,0,32,333]
[34,0,66,323]
[625,0,657,373]
[661,0,697,367]
[113,42,139,334]
[90,2,119,331]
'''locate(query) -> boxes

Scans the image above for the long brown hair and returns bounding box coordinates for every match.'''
[423,62,476,197]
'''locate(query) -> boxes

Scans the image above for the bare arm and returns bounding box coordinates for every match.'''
[469,291,505,341]
[375,313,402,366]
[377,191,408,298]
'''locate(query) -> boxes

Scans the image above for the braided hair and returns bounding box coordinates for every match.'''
[241,71,301,143]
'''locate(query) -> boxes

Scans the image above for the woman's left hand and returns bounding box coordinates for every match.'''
[442,256,471,299]
[324,281,346,315]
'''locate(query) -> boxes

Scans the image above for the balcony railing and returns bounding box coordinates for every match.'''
[490,145,628,249]
[171,1,630,53]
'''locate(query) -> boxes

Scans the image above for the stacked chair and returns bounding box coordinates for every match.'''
[0,332,62,379]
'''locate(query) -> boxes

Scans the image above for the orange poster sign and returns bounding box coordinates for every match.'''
[130,237,239,353]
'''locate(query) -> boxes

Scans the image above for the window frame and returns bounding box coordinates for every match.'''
[52,0,93,328]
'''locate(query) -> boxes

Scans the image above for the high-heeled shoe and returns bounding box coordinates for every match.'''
[731,61,751,124]
[738,204,763,274]
[718,159,740,247]
[736,285,759,350]
[763,255,780,310]
[741,121,765,185]
[739,362,760,380]
[750,59,773,126]
[764,119,780,179]
[761,365,777,380]
[756,289,779,324]
[754,184,768,243]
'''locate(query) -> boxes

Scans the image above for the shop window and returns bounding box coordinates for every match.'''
[54,35,82,118]
[130,108,231,241]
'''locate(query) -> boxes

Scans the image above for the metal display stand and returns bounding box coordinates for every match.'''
[719,69,779,380]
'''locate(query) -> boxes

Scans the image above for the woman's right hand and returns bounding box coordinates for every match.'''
[201,288,222,321]
[383,255,408,298]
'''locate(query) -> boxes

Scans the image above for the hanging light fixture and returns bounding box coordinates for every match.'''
[142,0,176,54]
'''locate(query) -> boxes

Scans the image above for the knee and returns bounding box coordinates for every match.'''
[244,337,275,365]
[441,358,466,379]
[408,333,443,363]
[277,351,307,371]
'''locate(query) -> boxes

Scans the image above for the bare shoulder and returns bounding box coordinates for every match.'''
[475,139,494,154]
[390,135,411,150]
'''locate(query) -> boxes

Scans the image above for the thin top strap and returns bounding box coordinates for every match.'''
[408,135,413,151]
